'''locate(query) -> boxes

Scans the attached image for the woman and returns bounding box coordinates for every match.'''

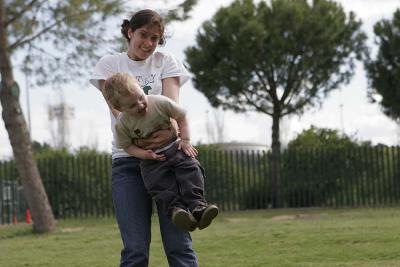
[90,9,199,267]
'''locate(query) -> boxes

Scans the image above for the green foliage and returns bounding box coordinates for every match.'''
[34,146,112,218]
[31,141,53,155]
[287,125,361,150]
[283,126,363,207]
[281,126,400,207]
[185,0,367,177]
[185,0,367,116]
[6,0,199,87]
[364,9,400,121]
[31,141,69,158]
[163,0,199,23]
[0,142,112,218]
[197,145,270,210]
[2,141,400,215]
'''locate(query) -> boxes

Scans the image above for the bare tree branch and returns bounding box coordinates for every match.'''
[9,8,98,51]
[6,0,43,26]
[242,90,273,116]
[280,54,299,103]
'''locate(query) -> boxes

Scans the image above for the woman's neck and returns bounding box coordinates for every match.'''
[127,51,143,61]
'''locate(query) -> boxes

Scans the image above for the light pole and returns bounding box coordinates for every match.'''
[339,103,344,134]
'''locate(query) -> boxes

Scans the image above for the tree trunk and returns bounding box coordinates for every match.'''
[0,0,56,233]
[270,107,282,208]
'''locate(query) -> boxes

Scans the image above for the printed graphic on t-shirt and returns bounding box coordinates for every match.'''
[136,74,156,95]
[134,129,142,137]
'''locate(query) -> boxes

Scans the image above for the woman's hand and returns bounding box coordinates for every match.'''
[137,128,177,150]
[178,140,198,158]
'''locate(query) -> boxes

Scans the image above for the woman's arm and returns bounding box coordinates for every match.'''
[162,77,180,132]
[162,77,180,102]
[176,116,198,158]
[136,77,180,150]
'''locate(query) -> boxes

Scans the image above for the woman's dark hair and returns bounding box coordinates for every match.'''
[121,9,165,45]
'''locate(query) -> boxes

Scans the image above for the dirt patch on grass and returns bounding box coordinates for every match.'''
[271,214,329,221]
[61,227,84,233]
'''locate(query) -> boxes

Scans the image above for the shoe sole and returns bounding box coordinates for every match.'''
[198,205,219,230]
[172,210,197,232]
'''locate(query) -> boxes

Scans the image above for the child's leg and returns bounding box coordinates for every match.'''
[140,159,185,216]
[173,154,208,211]
[171,150,219,230]
[140,159,197,232]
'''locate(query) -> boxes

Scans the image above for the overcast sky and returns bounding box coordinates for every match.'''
[1,0,399,159]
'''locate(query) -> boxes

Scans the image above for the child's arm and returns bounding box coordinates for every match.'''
[115,115,165,161]
[176,116,198,158]
[124,143,166,161]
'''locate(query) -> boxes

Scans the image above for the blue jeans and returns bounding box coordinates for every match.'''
[112,157,198,267]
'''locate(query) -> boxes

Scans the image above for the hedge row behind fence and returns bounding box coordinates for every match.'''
[1,146,400,224]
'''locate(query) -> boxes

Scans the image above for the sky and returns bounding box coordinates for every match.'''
[1,0,399,159]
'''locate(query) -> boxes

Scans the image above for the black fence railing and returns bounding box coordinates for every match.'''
[1,146,400,224]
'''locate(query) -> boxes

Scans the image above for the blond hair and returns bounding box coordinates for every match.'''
[103,73,139,110]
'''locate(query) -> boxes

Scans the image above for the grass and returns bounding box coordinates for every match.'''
[1,207,400,267]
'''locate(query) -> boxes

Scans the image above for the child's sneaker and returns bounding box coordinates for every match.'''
[171,207,198,232]
[192,204,219,230]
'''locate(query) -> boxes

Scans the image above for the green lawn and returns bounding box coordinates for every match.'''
[1,207,400,267]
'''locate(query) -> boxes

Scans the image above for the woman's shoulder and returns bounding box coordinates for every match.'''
[98,52,126,65]
[152,51,177,64]
[151,51,190,84]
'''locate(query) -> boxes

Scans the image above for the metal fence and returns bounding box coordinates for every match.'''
[1,146,400,224]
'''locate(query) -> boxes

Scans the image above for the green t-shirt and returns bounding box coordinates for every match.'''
[115,95,186,149]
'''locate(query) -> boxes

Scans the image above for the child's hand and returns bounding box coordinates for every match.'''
[178,139,198,158]
[144,150,166,161]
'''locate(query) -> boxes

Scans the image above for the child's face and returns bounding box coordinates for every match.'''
[119,84,148,116]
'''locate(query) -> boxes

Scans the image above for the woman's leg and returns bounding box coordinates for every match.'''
[157,173,199,267]
[112,157,153,267]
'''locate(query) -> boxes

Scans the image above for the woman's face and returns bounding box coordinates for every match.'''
[128,24,161,61]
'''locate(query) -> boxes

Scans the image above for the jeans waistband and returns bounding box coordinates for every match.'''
[112,156,140,167]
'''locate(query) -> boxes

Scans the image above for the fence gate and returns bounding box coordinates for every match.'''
[0,180,26,225]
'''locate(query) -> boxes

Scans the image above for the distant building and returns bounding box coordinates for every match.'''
[208,142,268,152]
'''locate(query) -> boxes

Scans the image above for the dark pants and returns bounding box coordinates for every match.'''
[140,142,207,217]
[112,157,198,267]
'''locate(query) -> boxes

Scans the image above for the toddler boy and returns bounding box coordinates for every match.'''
[103,72,218,232]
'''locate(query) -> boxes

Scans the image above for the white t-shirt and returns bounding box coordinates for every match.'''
[90,51,190,159]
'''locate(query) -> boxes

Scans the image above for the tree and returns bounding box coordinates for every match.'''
[0,0,124,233]
[364,9,400,122]
[287,125,359,151]
[185,0,366,206]
[283,126,367,207]
[0,0,198,232]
